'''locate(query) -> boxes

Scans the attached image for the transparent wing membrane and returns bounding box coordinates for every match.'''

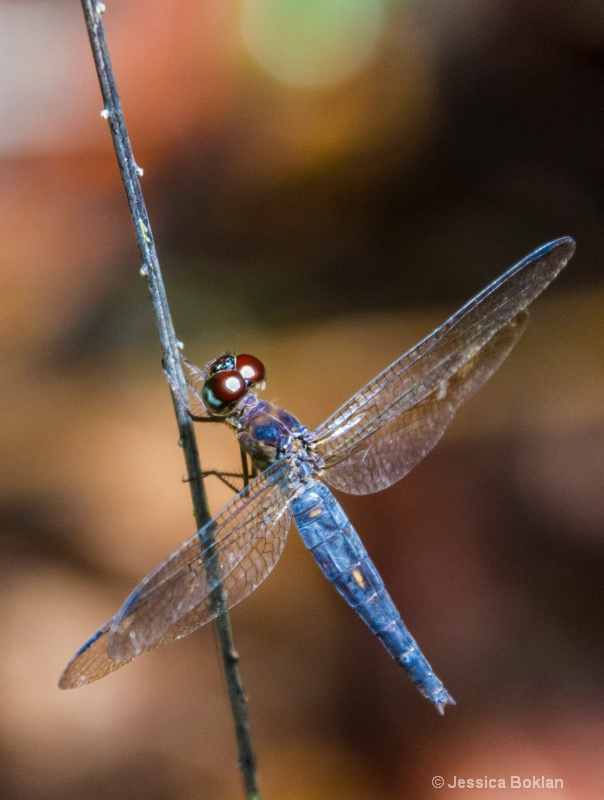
[314,238,574,494]
[321,313,527,493]
[60,460,297,688]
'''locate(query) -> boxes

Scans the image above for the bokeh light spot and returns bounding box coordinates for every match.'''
[241,0,385,88]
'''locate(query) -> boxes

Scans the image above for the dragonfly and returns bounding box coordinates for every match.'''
[59,237,575,713]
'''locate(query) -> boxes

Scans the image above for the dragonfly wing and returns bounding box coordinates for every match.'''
[58,618,120,688]
[313,238,574,495]
[59,459,297,688]
[182,355,213,419]
[321,313,527,493]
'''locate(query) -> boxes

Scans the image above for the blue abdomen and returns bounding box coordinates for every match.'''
[291,481,455,713]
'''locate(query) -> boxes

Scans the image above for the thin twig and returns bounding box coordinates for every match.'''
[79,2,260,796]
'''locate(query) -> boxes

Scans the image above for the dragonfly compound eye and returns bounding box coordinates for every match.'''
[208,354,236,375]
[236,354,266,385]
[202,370,247,415]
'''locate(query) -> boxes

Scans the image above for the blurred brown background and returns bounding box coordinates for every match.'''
[1,0,603,798]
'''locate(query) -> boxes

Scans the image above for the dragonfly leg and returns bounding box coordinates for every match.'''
[198,470,245,493]
[240,443,257,487]
[197,449,256,494]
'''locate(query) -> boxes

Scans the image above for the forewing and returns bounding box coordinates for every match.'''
[182,355,212,419]
[321,313,527,493]
[58,618,119,689]
[59,459,297,688]
[313,237,574,494]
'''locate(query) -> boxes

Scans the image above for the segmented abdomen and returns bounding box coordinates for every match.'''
[291,481,454,713]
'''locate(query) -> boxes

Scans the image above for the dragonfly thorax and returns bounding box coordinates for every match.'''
[236,399,317,475]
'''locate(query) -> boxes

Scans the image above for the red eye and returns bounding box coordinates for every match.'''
[202,370,247,414]
[236,354,265,384]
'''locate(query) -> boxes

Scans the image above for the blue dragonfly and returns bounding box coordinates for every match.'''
[59,237,575,713]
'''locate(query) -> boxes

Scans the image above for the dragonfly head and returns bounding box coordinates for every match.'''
[202,353,266,417]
